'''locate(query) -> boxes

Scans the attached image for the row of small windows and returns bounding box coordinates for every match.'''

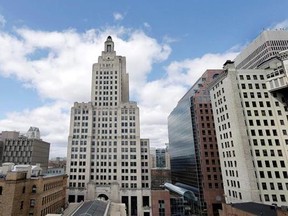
[204,159,220,165]
[203,151,219,158]
[44,181,63,191]
[227,180,240,188]
[201,136,217,147]
[239,74,265,80]
[93,175,116,181]
[242,91,268,99]
[212,80,223,91]
[207,182,223,189]
[95,96,118,101]
[90,161,117,167]
[217,113,229,123]
[71,147,86,152]
[4,151,32,157]
[256,160,286,168]
[73,122,88,127]
[74,116,89,121]
[246,109,275,117]
[258,170,288,179]
[71,140,87,145]
[252,139,288,146]
[70,168,86,173]
[95,70,117,75]
[219,131,232,140]
[254,149,283,157]
[224,160,237,168]
[244,101,273,108]
[97,116,117,121]
[95,85,117,90]
[223,150,235,158]
[216,105,227,114]
[206,166,221,173]
[70,154,86,159]
[3,158,30,164]
[215,96,226,106]
[72,135,88,139]
[91,154,120,160]
[261,182,288,192]
[250,129,280,137]
[69,182,85,188]
[70,175,86,180]
[263,194,286,203]
[219,122,230,132]
[74,109,89,114]
[94,102,117,106]
[95,79,117,84]
[206,174,221,181]
[270,40,288,46]
[95,90,117,95]
[121,183,140,188]
[240,83,267,90]
[221,140,234,149]
[228,190,242,200]
[267,67,285,78]
[73,128,88,133]
[70,161,86,166]
[225,169,238,178]
[42,190,63,205]
[122,154,137,159]
[201,130,214,136]
[121,175,137,181]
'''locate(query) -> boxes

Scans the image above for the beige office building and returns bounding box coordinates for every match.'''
[210,58,288,206]
[0,128,50,171]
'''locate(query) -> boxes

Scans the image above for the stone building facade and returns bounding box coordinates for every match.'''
[66,36,151,216]
[0,129,50,171]
[0,165,67,216]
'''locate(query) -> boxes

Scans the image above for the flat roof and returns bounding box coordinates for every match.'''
[230,202,277,216]
[72,200,108,216]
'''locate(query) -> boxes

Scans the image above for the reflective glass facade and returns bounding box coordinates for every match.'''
[168,87,198,189]
[168,70,224,216]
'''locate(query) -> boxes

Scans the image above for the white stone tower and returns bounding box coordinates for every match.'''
[66,36,151,216]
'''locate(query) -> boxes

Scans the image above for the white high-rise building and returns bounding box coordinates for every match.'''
[234,30,288,69]
[66,36,151,216]
[210,60,288,206]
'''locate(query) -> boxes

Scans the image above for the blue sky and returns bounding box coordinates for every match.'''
[0,0,288,158]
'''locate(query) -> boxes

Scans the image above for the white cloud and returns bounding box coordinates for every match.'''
[137,51,239,147]
[0,25,171,157]
[113,12,124,21]
[143,22,150,28]
[0,24,238,158]
[0,102,70,158]
[116,31,171,95]
[165,52,238,86]
[0,15,6,27]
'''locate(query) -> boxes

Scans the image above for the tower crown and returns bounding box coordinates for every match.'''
[104,36,114,52]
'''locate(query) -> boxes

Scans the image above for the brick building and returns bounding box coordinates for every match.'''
[0,163,67,216]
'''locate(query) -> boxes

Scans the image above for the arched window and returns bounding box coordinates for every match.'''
[0,186,2,195]
[22,186,25,194]
[32,185,37,193]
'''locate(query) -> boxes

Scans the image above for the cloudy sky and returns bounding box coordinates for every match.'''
[0,0,288,158]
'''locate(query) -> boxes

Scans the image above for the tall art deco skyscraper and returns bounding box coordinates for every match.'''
[66,36,151,216]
